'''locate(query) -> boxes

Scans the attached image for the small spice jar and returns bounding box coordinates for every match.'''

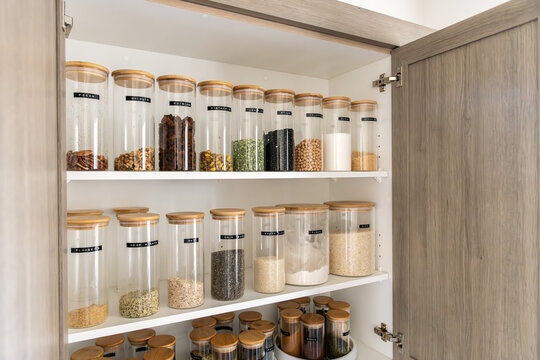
[277,301,299,330]
[211,333,238,360]
[238,310,262,332]
[66,61,109,171]
[278,203,330,286]
[212,312,235,334]
[328,300,351,313]
[193,317,217,329]
[264,89,295,171]
[239,330,266,360]
[143,347,174,360]
[252,206,286,294]
[294,93,323,171]
[198,81,233,171]
[322,96,351,171]
[250,320,276,360]
[148,335,176,356]
[71,346,104,360]
[67,215,110,328]
[210,208,246,300]
[67,209,104,217]
[313,296,333,316]
[112,69,155,171]
[325,310,351,359]
[279,308,302,357]
[117,213,160,318]
[351,100,378,171]
[166,212,205,309]
[291,297,311,314]
[190,327,217,360]
[301,313,325,360]
[127,328,156,359]
[95,334,125,359]
[325,201,376,276]
[232,85,265,171]
[157,75,196,171]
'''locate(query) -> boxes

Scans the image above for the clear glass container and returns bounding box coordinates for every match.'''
[252,206,286,293]
[211,333,238,360]
[127,328,156,359]
[239,330,266,360]
[276,301,299,331]
[191,328,217,360]
[148,335,176,356]
[250,320,276,360]
[192,317,217,329]
[157,75,197,171]
[301,313,325,360]
[291,297,311,314]
[143,348,175,360]
[112,69,155,171]
[351,100,378,171]
[277,204,329,285]
[95,334,125,359]
[325,201,376,276]
[198,81,233,171]
[66,61,109,171]
[263,89,295,171]
[325,310,351,359]
[279,309,302,357]
[209,208,246,300]
[70,346,104,360]
[232,85,265,171]
[238,311,262,332]
[117,213,160,318]
[313,296,333,317]
[322,97,351,171]
[67,215,110,329]
[294,93,323,172]
[67,209,104,217]
[328,301,351,313]
[212,313,235,334]
[166,212,205,309]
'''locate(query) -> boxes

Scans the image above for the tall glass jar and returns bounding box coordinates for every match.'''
[351,100,378,171]
[67,209,104,217]
[279,309,302,357]
[198,81,233,171]
[291,297,311,314]
[322,97,351,171]
[148,335,176,355]
[143,348,174,360]
[66,61,109,171]
[328,301,351,313]
[252,206,286,293]
[166,212,205,309]
[190,327,217,360]
[70,346,104,360]
[67,215,110,328]
[157,75,196,171]
[325,310,351,359]
[209,208,246,300]
[95,334,125,359]
[238,311,262,332]
[277,203,329,285]
[117,213,160,318]
[127,328,156,359]
[301,313,325,360]
[294,93,323,171]
[232,85,265,171]
[313,296,333,317]
[325,201,376,276]
[264,89,295,171]
[192,317,217,329]
[239,330,266,360]
[250,320,276,360]
[112,69,155,171]
[212,313,235,334]
[211,333,238,360]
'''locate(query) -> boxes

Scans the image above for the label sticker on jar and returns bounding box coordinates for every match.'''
[73,92,100,100]
[126,240,159,248]
[191,353,203,360]
[305,337,318,342]
[220,234,245,240]
[126,95,151,103]
[266,345,275,352]
[246,107,264,113]
[169,100,191,107]
[70,245,102,253]
[338,116,350,121]
[215,325,233,331]
[277,110,292,116]
[184,237,199,243]
[306,113,322,118]
[103,353,115,358]
[261,230,285,236]
[343,330,350,336]
[361,117,377,122]
[207,105,231,112]
[135,346,149,352]
[280,329,291,336]
[359,224,370,229]
[308,229,323,235]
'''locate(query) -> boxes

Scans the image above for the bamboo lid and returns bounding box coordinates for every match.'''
[70,346,104,360]
[211,333,238,349]
[212,312,235,321]
[192,316,217,328]
[95,334,124,348]
[324,201,375,211]
[301,313,325,326]
[281,308,303,321]
[292,296,311,305]
[251,206,285,216]
[323,96,351,109]
[157,75,196,93]
[351,99,377,108]
[147,334,176,348]
[143,347,174,360]
[238,330,265,346]
[265,88,295,103]
[250,320,276,333]
[313,295,333,306]
[128,328,156,343]
[67,209,104,216]
[277,300,300,311]
[166,211,205,222]
[190,327,217,342]
[113,206,150,214]
[67,215,110,228]
[198,80,233,96]
[295,93,323,106]
[277,203,329,211]
[326,309,350,321]
[329,300,351,311]
[117,212,160,224]
[238,311,262,323]
[233,85,265,100]
[66,61,109,83]
[210,208,246,219]
[112,69,155,89]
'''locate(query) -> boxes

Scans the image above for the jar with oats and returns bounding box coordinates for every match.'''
[294,93,323,171]
[351,100,378,171]
[67,215,110,329]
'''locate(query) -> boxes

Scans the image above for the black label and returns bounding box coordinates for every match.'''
[126,240,158,248]
[306,113,322,118]
[343,330,350,336]
[338,116,350,122]
[126,95,151,103]
[169,100,191,107]
[73,92,99,100]
[308,229,323,235]
[277,110,292,116]
[305,336,318,342]
[215,325,233,331]
[265,345,275,352]
[359,224,370,229]
[280,329,291,336]
[103,353,115,358]
[207,105,231,112]
[246,107,264,113]
[361,117,377,122]
[261,230,285,236]
[135,346,148,352]
[71,245,102,253]
[184,237,199,244]
[220,234,245,240]
[191,352,203,360]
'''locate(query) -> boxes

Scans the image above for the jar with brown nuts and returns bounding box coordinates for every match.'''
[112,69,156,171]
[294,93,323,171]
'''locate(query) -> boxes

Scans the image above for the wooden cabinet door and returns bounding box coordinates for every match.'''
[392,0,539,359]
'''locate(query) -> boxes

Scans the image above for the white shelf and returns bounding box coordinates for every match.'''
[68,270,388,343]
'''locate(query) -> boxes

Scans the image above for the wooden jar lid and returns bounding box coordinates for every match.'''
[67,209,104,216]
[70,346,104,360]
[328,300,351,311]
[67,215,110,229]
[313,296,333,305]
[143,347,174,360]
[238,310,262,323]
[295,93,323,106]
[166,211,205,222]
[351,99,377,108]
[198,80,233,96]
[211,333,238,350]
[301,313,325,326]
[66,61,109,83]
[157,75,196,92]
[192,316,217,328]
[111,69,155,89]
[113,206,150,214]
[322,96,351,109]
[252,206,285,217]
[326,309,350,321]
[147,334,176,348]
[277,300,300,311]
[265,88,295,103]
[324,201,375,211]
[117,212,160,225]
[95,334,124,348]
[190,327,217,342]
[250,320,276,333]
[281,308,303,321]
[277,203,329,212]
[238,330,265,346]
[233,85,265,100]
[128,328,156,343]
[212,312,235,321]
[210,208,246,219]
[291,296,311,305]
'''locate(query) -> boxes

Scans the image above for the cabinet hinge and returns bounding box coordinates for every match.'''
[372,67,402,92]
[63,1,73,38]
[374,323,404,353]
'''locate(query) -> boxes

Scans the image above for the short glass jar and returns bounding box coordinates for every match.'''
[313,296,333,317]
[212,312,235,334]
[328,300,351,313]
[95,334,125,359]
[322,96,351,171]
[325,310,351,359]
[211,333,238,360]
[250,320,276,360]
[264,89,295,171]
[294,93,323,171]
[190,327,217,360]
[239,330,266,360]
[351,100,378,171]
[291,297,311,314]
[301,313,325,360]
[279,309,302,357]
[70,346,104,360]
[238,311,262,332]
[127,328,156,359]
[148,334,176,356]
[193,317,217,330]
[143,348,174,360]
[276,301,299,330]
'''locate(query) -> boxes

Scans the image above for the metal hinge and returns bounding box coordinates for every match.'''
[372,67,402,92]
[374,323,404,353]
[63,1,73,38]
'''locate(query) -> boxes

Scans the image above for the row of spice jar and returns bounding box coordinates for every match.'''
[67,61,379,173]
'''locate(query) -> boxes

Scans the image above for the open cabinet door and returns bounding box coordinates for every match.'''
[392,0,539,359]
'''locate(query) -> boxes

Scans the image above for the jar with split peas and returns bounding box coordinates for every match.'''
[279,309,302,357]
[95,334,125,359]
[322,97,351,171]
[190,327,217,360]
[351,100,378,171]
[301,313,325,360]
[313,296,333,316]
[291,297,311,314]
[148,335,176,356]
[250,320,276,360]
[143,347,175,360]
[127,328,156,359]
[294,93,323,171]
[238,310,262,332]
[212,333,238,360]
[193,317,217,329]
[213,312,235,334]
[264,89,295,171]
[239,330,266,360]
[71,346,104,360]
[325,310,351,359]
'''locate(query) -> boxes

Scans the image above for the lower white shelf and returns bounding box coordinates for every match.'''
[68,270,388,343]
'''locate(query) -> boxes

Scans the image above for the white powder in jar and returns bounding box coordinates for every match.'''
[286,264,329,285]
[329,229,375,276]
[323,133,351,171]
[254,256,285,293]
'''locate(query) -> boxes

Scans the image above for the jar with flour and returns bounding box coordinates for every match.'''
[322,97,351,171]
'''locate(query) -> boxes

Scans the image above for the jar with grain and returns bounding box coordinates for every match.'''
[148,335,176,357]
[264,89,295,171]
[70,346,104,360]
[322,97,351,171]
[143,347,175,360]
[117,213,160,318]
[66,61,109,171]
[190,327,217,360]
[252,206,286,294]
[294,93,323,171]
[238,311,262,332]
[67,215,110,329]
[95,334,125,359]
[127,328,156,359]
[112,69,155,171]
[301,313,325,360]
[210,208,246,300]
[198,81,233,171]
[232,85,265,171]
[67,209,104,217]
[239,330,266,360]
[166,211,205,309]
[193,317,217,329]
[211,333,238,360]
[250,320,276,360]
[291,297,311,314]
[212,312,235,334]
[325,310,351,359]
[351,100,378,171]
[279,308,302,357]
[325,201,376,276]
[328,300,351,313]
[157,75,196,171]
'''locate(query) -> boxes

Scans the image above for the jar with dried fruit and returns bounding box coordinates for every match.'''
[351,100,378,171]
[294,93,323,171]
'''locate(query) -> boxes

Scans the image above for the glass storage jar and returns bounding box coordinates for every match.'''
[67,209,104,217]
[263,89,295,171]
[148,335,176,357]
[212,312,235,334]
[193,317,217,329]
[238,311,262,332]
[291,297,311,314]
[325,310,351,359]
[322,97,351,171]
[211,333,238,360]
[313,296,333,317]
[71,346,104,360]
[198,81,233,171]
[166,211,205,309]
[127,328,156,359]
[112,69,155,171]
[190,327,217,360]
[209,208,246,300]
[351,100,378,171]
[143,348,174,360]
[156,75,196,171]
[239,330,266,360]
[279,309,302,357]
[232,85,265,171]
[325,201,376,276]
[276,301,299,330]
[250,320,276,360]
[117,213,160,318]
[66,61,109,171]
[328,301,351,313]
[301,313,325,360]
[252,206,286,293]
[95,334,125,359]
[67,215,110,328]
[277,203,329,285]
[293,93,323,171]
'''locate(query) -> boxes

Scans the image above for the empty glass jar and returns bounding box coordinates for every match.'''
[238,311,262,332]
[190,327,217,360]
[264,89,295,171]
[95,334,125,359]
[239,330,266,360]
[325,310,351,359]
[212,313,235,334]
[250,320,276,360]
[313,296,333,317]
[351,100,378,171]
[211,333,238,360]
[127,328,156,359]
[294,93,323,171]
[279,309,302,357]
[301,313,325,360]
[322,97,351,171]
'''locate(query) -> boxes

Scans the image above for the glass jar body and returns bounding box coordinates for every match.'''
[127,341,151,359]
[302,324,324,360]
[233,89,264,171]
[101,344,125,359]
[261,332,275,360]
[264,94,294,171]
[325,318,351,359]
[294,97,322,171]
[253,214,285,293]
[322,102,351,171]
[212,348,237,360]
[191,340,213,360]
[239,343,265,360]
[313,303,329,317]
[279,319,301,357]
[351,102,378,171]
[214,319,234,334]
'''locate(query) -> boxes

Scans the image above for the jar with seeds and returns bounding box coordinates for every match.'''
[264,89,295,171]
[294,93,323,171]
